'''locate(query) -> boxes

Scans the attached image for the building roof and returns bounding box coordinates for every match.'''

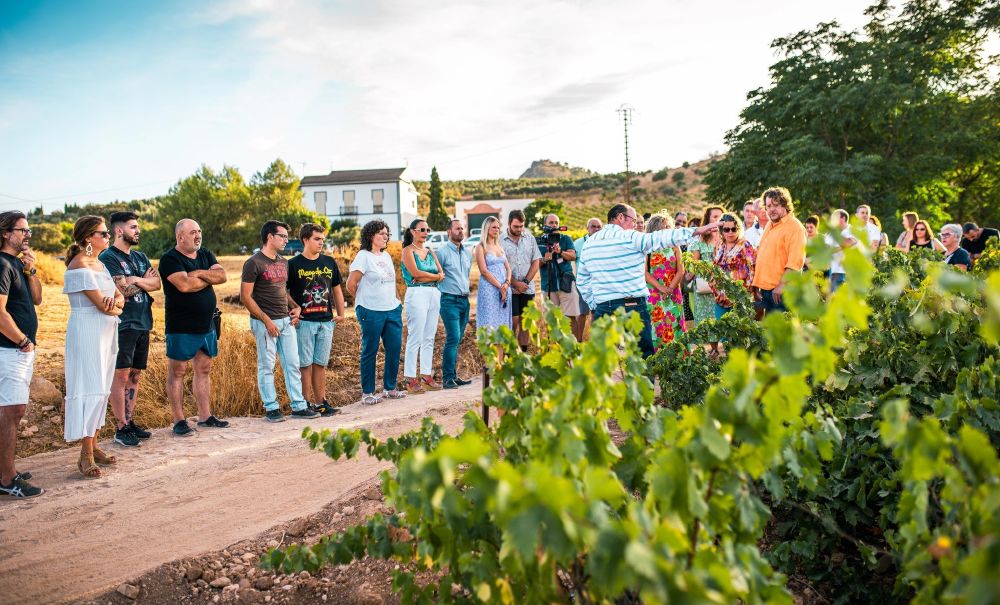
[300,168,407,187]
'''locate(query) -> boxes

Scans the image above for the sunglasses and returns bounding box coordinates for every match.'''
[414,227,429,233]
[94,230,111,239]
[9,228,31,236]
[721,227,739,233]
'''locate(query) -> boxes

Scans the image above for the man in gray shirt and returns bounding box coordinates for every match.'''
[435,219,473,389]
[500,209,540,352]
[240,220,318,423]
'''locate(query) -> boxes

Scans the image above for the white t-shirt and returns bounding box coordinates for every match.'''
[745,223,765,248]
[865,222,882,248]
[349,250,400,311]
[826,227,855,275]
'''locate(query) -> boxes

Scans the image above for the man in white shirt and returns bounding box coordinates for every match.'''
[744,198,767,248]
[825,209,857,293]
[856,205,882,251]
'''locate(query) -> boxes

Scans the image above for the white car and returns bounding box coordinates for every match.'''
[463,234,481,251]
[425,231,450,250]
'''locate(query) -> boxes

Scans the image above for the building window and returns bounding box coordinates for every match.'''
[372,189,384,213]
[313,191,327,215]
[342,190,356,215]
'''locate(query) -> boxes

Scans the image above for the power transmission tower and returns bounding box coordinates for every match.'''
[616,104,634,204]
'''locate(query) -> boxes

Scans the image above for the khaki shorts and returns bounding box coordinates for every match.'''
[545,285,581,317]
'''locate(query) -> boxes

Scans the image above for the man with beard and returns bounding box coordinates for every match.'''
[158,219,230,436]
[100,211,161,447]
[0,211,43,498]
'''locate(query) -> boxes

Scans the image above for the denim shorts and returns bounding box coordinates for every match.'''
[165,331,218,361]
[296,320,334,367]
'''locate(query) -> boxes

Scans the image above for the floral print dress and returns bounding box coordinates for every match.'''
[646,247,686,349]
[713,240,756,309]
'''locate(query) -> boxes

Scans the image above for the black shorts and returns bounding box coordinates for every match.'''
[512,293,535,317]
[116,329,150,370]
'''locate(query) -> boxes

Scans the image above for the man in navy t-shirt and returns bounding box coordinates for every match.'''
[99,211,160,447]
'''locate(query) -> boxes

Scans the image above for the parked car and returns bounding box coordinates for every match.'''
[470,228,482,238]
[463,234,481,251]
[281,239,304,256]
[425,231,449,250]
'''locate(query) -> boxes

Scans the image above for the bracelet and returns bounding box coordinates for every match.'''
[17,337,30,349]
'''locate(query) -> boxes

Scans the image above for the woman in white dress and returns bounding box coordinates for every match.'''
[63,216,123,478]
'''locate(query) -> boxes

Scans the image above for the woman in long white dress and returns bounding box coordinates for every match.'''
[63,216,123,478]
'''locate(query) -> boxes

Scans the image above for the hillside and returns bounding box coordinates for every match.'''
[414,155,722,230]
[519,159,595,179]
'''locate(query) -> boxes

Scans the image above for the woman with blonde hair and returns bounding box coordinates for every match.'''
[474,216,512,334]
[63,215,123,478]
[644,213,685,349]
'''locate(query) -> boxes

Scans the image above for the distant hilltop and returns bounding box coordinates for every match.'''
[519,159,595,179]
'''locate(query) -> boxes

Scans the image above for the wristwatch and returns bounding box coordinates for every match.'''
[22,267,36,277]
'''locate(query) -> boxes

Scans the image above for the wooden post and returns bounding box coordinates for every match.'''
[481,367,490,426]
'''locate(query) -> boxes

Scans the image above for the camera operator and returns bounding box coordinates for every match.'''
[537,214,580,327]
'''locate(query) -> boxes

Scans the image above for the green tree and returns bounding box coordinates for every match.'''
[426,166,449,231]
[152,165,252,256]
[522,198,565,229]
[248,159,326,243]
[28,222,72,254]
[704,0,1000,225]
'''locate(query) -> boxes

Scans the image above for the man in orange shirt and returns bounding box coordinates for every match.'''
[750,187,806,314]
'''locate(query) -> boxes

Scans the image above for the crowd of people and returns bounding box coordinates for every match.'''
[0,196,994,498]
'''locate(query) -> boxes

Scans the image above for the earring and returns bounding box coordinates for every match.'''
[85,242,93,256]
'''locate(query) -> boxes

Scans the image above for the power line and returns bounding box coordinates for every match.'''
[0,179,174,209]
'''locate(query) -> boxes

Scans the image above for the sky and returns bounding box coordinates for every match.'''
[0,0,875,211]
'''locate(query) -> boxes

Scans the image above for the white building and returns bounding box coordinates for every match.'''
[300,168,419,241]
[454,198,535,232]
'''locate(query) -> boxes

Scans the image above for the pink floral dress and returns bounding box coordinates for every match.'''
[646,247,686,349]
[713,240,756,309]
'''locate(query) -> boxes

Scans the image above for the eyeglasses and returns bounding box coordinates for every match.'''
[721,227,739,233]
[9,228,31,236]
[378,231,391,238]
[94,230,111,239]
[273,233,289,240]
[414,227,429,233]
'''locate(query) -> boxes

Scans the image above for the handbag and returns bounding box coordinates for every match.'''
[559,271,575,294]
[212,307,223,337]
[695,277,712,295]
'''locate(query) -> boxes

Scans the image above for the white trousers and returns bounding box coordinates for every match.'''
[403,287,441,377]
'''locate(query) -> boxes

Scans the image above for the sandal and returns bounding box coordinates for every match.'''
[78,456,102,479]
[93,448,117,466]
[384,389,407,399]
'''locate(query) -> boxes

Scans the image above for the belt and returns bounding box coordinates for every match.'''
[441,292,470,298]
[599,296,646,306]
[407,283,439,288]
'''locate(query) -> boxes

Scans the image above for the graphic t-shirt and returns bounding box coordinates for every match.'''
[241,252,290,320]
[0,252,37,347]
[159,248,219,334]
[287,254,342,322]
[99,246,154,331]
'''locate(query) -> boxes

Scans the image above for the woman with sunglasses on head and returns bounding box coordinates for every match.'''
[63,215,123,478]
[906,220,945,253]
[400,218,445,393]
[712,214,756,324]
[347,220,406,406]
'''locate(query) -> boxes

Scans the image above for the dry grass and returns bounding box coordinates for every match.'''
[19,253,484,458]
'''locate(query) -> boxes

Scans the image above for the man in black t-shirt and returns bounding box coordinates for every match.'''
[0,211,43,498]
[241,220,318,423]
[287,223,345,416]
[158,219,230,436]
[100,211,160,447]
[961,223,999,265]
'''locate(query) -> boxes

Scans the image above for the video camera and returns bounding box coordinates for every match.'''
[540,224,568,247]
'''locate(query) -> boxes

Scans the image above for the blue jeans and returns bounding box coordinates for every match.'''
[758,289,787,314]
[356,305,403,394]
[440,293,470,382]
[593,298,655,358]
[830,273,846,293]
[250,317,307,412]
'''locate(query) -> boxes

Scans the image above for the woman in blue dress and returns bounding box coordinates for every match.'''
[475,216,512,336]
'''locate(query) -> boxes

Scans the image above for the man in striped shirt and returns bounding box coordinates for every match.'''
[578,203,721,358]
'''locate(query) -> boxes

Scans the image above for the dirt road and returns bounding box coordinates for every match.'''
[0,382,482,605]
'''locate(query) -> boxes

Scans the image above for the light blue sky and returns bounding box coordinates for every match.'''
[0,0,874,211]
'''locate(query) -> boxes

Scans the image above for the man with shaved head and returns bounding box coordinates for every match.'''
[157,219,230,436]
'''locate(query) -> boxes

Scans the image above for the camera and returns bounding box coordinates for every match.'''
[540,224,567,247]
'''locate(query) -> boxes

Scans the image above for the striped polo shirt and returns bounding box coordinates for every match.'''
[577,224,695,307]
